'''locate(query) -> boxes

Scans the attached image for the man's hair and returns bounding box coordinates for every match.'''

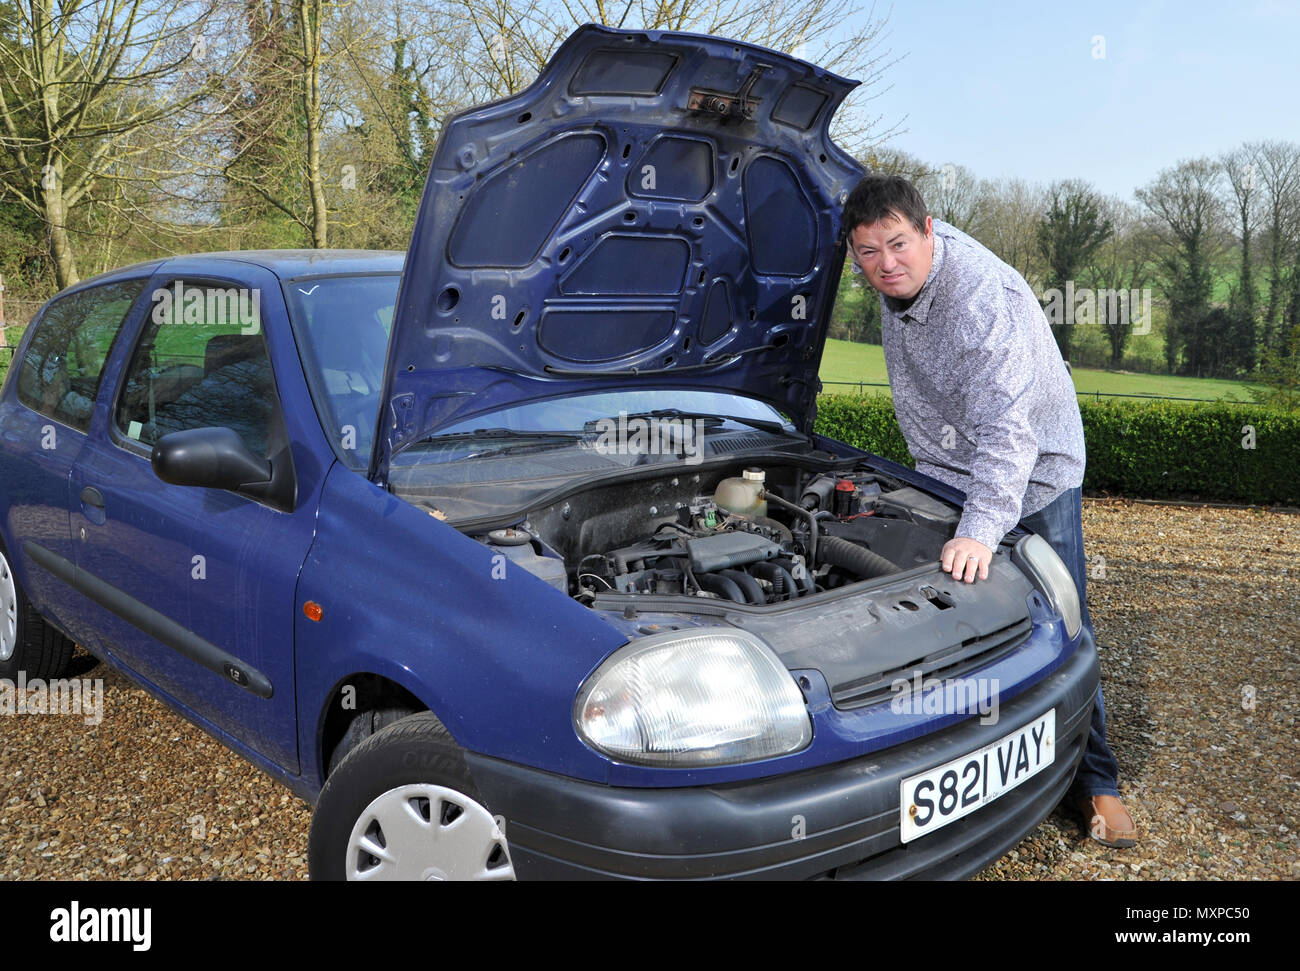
[842,174,930,236]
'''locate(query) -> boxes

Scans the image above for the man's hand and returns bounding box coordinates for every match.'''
[941,537,992,583]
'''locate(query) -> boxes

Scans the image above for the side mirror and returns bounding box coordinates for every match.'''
[152,427,272,492]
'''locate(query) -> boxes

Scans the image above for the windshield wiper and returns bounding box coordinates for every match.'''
[583,409,791,435]
[416,427,587,445]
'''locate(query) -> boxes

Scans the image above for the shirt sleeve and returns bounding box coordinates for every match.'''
[950,283,1040,551]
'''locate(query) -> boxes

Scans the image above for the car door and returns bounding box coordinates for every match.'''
[0,278,150,635]
[69,265,312,772]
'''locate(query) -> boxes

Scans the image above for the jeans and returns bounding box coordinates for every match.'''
[1019,486,1121,799]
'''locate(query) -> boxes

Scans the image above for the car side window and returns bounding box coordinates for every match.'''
[114,281,274,458]
[15,280,147,432]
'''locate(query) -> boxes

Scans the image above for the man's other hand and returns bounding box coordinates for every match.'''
[941,537,992,583]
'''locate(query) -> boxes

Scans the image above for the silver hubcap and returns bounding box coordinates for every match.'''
[0,551,17,663]
[345,783,515,881]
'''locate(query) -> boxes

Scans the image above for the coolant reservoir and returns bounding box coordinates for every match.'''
[714,467,767,518]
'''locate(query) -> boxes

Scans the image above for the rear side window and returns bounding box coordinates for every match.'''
[16,280,146,432]
[114,280,274,457]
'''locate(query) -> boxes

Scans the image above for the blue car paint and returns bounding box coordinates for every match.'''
[0,250,1088,798]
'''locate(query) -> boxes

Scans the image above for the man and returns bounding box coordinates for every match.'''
[842,174,1136,848]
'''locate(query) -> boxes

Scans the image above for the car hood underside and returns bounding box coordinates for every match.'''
[374,24,864,481]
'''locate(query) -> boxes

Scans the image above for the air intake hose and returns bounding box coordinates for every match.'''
[818,535,898,580]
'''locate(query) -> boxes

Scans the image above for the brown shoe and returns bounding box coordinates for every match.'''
[1076,795,1137,848]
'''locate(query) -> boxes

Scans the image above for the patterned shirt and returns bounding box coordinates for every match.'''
[878,219,1085,551]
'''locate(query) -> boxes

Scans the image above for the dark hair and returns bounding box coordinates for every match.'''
[842,174,929,236]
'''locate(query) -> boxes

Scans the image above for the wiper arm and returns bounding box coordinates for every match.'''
[584,409,791,435]
[417,427,586,445]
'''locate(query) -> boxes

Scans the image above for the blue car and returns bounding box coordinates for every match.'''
[0,25,1098,880]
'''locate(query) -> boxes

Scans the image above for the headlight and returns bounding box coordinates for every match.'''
[574,628,812,767]
[1013,533,1082,639]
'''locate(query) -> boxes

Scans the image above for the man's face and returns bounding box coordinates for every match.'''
[849,212,935,300]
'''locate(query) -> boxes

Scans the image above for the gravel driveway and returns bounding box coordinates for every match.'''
[3,499,1296,880]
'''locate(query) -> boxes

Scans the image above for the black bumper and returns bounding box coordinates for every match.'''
[466,640,1099,880]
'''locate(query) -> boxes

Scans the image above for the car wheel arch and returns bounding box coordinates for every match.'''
[317,671,446,782]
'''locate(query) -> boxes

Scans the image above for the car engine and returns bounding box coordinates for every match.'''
[476,465,962,606]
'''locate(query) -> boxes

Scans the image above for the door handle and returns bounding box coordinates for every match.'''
[80,486,105,509]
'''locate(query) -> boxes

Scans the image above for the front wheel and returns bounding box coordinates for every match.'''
[308,711,515,881]
[0,542,77,682]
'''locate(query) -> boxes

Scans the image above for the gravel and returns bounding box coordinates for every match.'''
[2,498,1295,880]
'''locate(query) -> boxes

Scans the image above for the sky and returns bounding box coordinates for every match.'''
[845,0,1300,200]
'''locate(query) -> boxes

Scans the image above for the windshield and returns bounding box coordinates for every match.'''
[282,272,795,474]
[433,392,791,437]
[283,273,398,468]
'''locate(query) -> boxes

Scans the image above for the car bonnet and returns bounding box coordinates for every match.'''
[373,24,864,482]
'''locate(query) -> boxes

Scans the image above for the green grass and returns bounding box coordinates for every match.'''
[818,338,1268,402]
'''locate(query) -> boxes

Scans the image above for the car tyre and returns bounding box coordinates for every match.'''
[0,541,77,681]
[308,710,515,881]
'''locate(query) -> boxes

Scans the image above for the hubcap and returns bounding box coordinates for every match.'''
[345,783,515,881]
[0,552,17,663]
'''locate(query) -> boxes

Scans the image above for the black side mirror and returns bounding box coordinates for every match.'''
[152,427,272,492]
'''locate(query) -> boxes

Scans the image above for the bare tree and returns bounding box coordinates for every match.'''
[915,162,986,235]
[976,177,1046,286]
[0,0,241,288]
[448,0,902,156]
[1220,145,1264,372]
[212,0,383,249]
[1249,140,1300,351]
[860,145,932,183]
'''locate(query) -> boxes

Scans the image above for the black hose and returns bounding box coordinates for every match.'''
[772,556,815,596]
[696,571,746,603]
[719,569,765,604]
[750,561,795,601]
[818,535,898,580]
[762,490,818,569]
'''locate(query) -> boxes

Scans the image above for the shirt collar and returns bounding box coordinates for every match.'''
[883,232,944,326]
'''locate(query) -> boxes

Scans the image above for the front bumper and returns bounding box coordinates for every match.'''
[466,637,1100,879]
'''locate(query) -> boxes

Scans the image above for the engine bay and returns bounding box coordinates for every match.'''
[467,463,965,607]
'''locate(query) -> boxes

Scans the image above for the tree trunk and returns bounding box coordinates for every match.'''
[42,162,80,289]
[301,0,328,248]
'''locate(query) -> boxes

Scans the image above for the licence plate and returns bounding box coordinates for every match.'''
[899,709,1055,843]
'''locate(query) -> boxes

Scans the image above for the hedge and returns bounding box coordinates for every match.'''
[813,393,1300,506]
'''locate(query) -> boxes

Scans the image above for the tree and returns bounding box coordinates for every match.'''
[1221,145,1262,374]
[859,146,932,184]
[1136,159,1226,376]
[0,0,236,288]
[977,177,1047,286]
[1251,140,1300,353]
[217,0,310,241]
[916,162,985,235]
[448,0,901,157]
[1089,198,1156,368]
[1036,179,1113,362]
[1251,320,1300,412]
[217,0,374,248]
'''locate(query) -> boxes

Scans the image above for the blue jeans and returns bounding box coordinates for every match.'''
[1019,486,1121,799]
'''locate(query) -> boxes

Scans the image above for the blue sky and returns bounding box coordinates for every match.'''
[850,0,1300,200]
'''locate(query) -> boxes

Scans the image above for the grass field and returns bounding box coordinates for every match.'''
[818,338,1267,402]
